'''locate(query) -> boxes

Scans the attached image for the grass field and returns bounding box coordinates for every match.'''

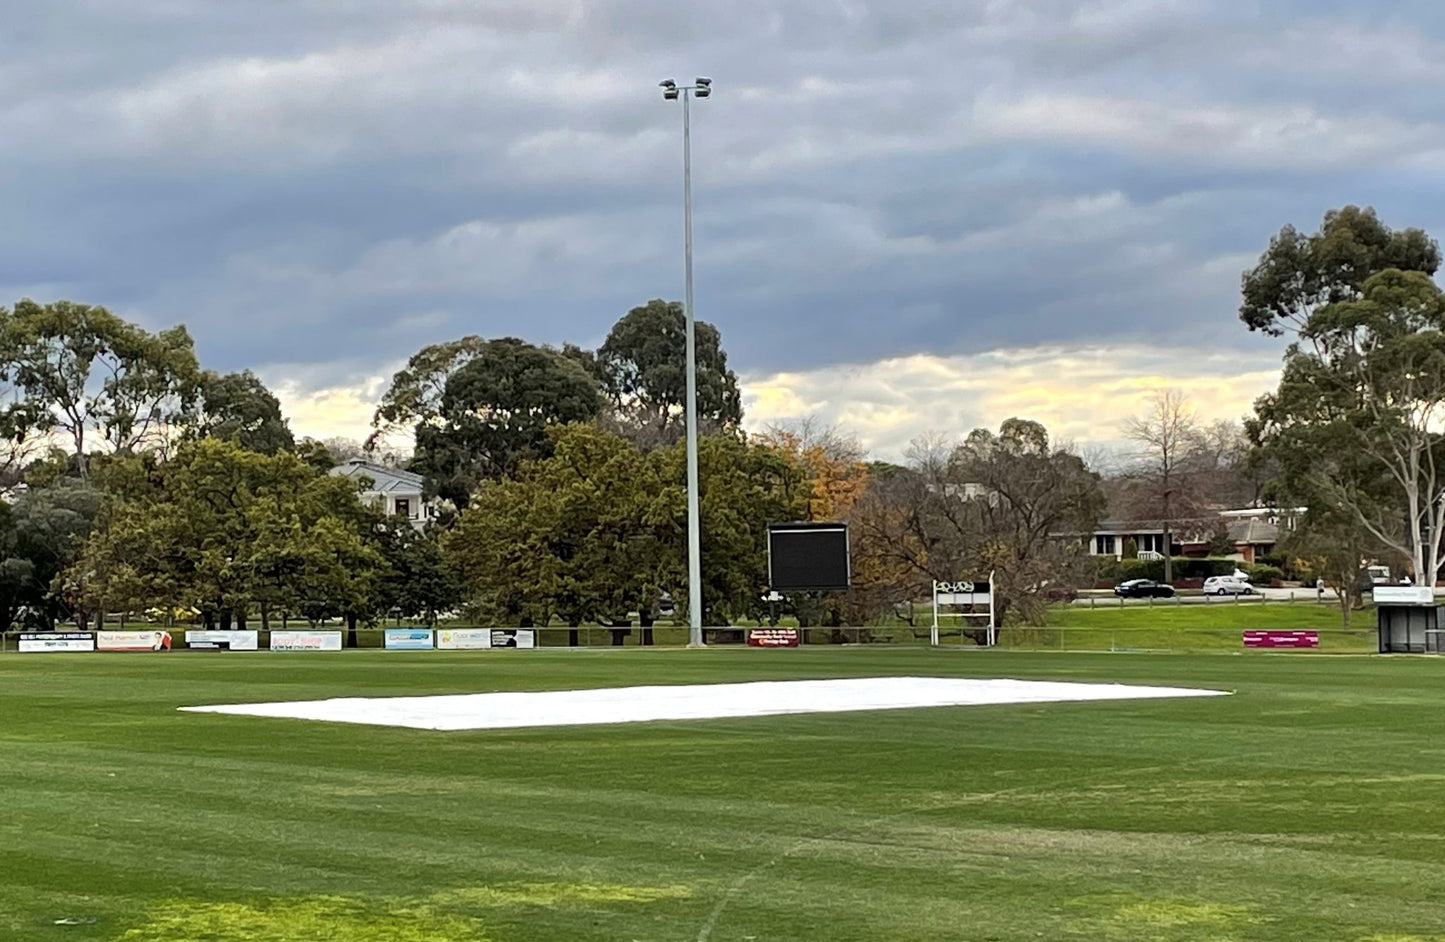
[6,648,1445,940]
[1027,601,1374,652]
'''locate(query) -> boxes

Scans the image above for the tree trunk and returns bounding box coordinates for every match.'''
[260,603,270,632]
[568,629,579,647]
[346,613,358,648]
[235,607,247,631]
[220,609,233,631]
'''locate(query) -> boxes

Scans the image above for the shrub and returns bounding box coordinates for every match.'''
[1245,564,1285,586]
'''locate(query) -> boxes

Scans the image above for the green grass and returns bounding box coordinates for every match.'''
[1026,601,1374,652]
[5,648,1445,940]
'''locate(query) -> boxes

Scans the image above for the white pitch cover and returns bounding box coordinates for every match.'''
[181,676,1229,732]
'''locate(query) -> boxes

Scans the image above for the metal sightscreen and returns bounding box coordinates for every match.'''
[767,523,851,592]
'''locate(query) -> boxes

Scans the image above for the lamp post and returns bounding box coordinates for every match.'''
[659,77,711,647]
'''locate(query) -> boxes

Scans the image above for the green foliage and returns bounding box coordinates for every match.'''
[375,525,462,625]
[411,338,603,509]
[0,479,104,628]
[1121,538,1138,559]
[1118,557,1238,582]
[76,439,384,625]
[1246,207,1445,586]
[596,299,742,443]
[0,299,201,476]
[188,369,294,454]
[369,335,491,445]
[446,425,806,627]
[1243,563,1284,585]
[1240,205,1440,337]
[447,424,672,626]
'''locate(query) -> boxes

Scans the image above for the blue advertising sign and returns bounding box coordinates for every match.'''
[384,628,435,650]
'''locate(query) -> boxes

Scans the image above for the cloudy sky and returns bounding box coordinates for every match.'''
[4,0,1443,459]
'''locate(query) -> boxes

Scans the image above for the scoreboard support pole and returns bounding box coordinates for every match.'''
[931,573,996,647]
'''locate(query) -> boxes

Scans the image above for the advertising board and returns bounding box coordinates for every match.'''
[384,628,435,650]
[747,627,800,648]
[185,630,260,651]
[436,629,492,650]
[1243,630,1319,649]
[490,629,535,649]
[1373,586,1435,605]
[97,630,172,652]
[19,632,95,653]
[269,630,343,652]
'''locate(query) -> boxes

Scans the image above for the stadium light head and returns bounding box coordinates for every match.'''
[660,78,679,100]
[694,77,712,98]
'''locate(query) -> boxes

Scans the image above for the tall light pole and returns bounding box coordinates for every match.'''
[660,76,711,647]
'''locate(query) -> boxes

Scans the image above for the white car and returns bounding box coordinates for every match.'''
[1203,576,1255,596]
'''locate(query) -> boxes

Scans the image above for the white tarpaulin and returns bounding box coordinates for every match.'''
[180,676,1228,732]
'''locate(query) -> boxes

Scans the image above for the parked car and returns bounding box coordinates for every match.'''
[1114,579,1175,598]
[1203,576,1255,596]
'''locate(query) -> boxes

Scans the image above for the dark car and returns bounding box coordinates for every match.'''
[1114,578,1175,598]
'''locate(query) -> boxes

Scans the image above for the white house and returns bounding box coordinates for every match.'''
[330,458,436,530]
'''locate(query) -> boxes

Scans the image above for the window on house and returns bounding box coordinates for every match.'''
[394,498,411,519]
[1095,535,1117,555]
[1138,534,1162,554]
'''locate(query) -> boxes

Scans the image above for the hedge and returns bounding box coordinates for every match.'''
[1116,558,1241,582]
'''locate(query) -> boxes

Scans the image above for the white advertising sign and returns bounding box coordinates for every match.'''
[491,629,535,649]
[19,632,95,653]
[186,630,260,651]
[97,630,173,652]
[1373,586,1435,605]
[269,630,343,651]
[435,629,492,650]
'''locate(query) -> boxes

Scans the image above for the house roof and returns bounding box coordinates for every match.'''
[330,458,424,494]
[1227,517,1280,546]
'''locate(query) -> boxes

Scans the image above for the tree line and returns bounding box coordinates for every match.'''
[1,205,1440,633]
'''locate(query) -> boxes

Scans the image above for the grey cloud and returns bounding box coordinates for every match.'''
[3,0,1444,413]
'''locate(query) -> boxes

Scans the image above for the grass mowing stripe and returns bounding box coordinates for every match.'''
[6,649,1445,940]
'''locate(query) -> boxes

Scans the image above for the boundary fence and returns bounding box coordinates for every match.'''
[0,624,1387,654]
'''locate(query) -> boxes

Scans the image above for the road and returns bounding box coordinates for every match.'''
[1074,586,1445,606]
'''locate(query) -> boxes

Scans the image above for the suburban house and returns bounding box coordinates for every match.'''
[1082,506,1300,563]
[330,458,436,530]
[1087,522,1169,560]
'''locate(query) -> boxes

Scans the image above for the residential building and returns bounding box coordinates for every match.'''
[330,458,435,530]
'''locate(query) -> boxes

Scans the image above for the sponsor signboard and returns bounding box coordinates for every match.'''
[185,630,259,651]
[97,630,172,652]
[1243,630,1319,649]
[19,632,95,653]
[436,628,492,650]
[270,630,343,652]
[1373,586,1435,605]
[747,627,800,648]
[490,629,535,649]
[384,628,435,650]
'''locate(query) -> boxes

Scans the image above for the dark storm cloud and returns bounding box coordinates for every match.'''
[3,0,1445,400]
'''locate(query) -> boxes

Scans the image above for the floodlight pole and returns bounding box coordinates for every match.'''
[662,78,711,648]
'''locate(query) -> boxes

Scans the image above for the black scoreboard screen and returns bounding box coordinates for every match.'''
[767,523,851,592]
